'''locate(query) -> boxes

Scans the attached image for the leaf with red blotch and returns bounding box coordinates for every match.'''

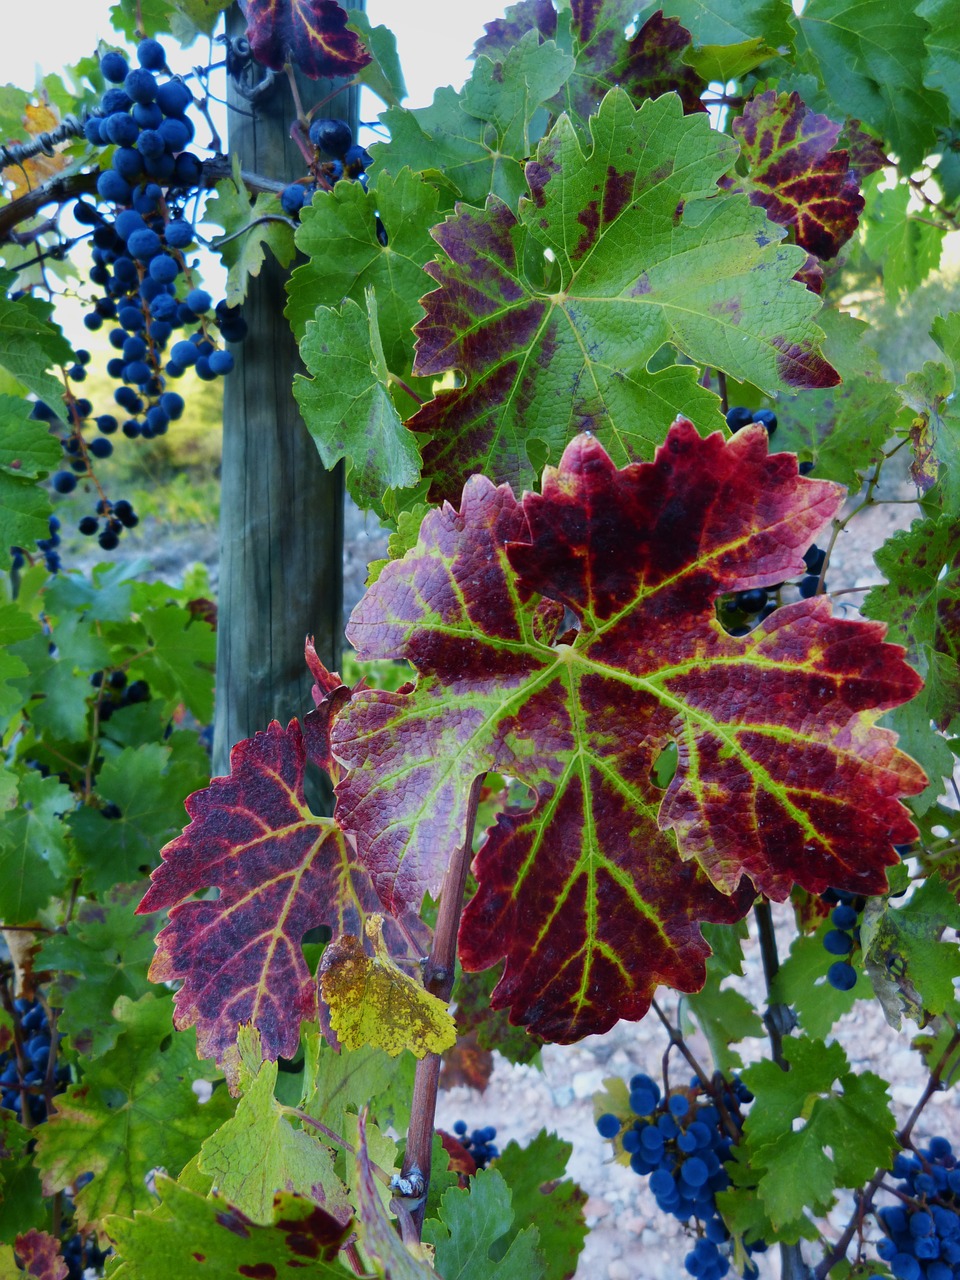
[332,421,924,1042]
[734,91,864,261]
[137,719,401,1081]
[408,89,839,504]
[473,1,705,120]
[9,1231,67,1280]
[243,0,370,78]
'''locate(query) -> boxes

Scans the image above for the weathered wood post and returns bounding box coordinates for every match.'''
[213,4,363,779]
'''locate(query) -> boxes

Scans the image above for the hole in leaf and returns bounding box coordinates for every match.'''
[650,743,678,790]
[505,776,537,813]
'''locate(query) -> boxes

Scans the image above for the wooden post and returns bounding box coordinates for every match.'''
[213,5,361,778]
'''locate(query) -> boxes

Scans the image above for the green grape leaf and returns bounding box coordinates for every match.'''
[347,10,406,107]
[733,90,863,260]
[333,423,923,1042]
[243,0,370,77]
[422,1167,544,1280]
[124,600,216,722]
[286,167,441,380]
[372,32,574,210]
[769,922,871,1038]
[0,474,51,572]
[881,694,956,817]
[0,771,72,922]
[739,1036,896,1229]
[69,741,209,893]
[658,0,796,48]
[44,559,141,623]
[408,90,838,503]
[491,1131,587,1280]
[794,0,947,171]
[104,1174,352,1280]
[33,994,233,1233]
[0,395,60,478]
[774,374,905,490]
[860,180,946,301]
[0,275,73,404]
[36,883,165,1057]
[684,38,780,83]
[918,0,960,117]
[294,290,421,513]
[300,1029,414,1138]
[0,601,37,732]
[9,609,110,744]
[861,873,960,1028]
[684,938,765,1075]
[319,916,457,1058]
[197,1024,351,1226]
[207,157,296,308]
[898,314,960,510]
[138,718,410,1082]
[863,516,960,735]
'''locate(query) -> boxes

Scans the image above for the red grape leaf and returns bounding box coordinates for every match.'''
[333,421,924,1041]
[137,719,399,1081]
[734,91,864,260]
[474,2,705,119]
[10,1231,67,1280]
[243,0,370,78]
[408,89,839,504]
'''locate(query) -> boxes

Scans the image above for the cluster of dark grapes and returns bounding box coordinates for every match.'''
[717,539,825,637]
[597,1073,764,1280]
[452,1120,499,1169]
[819,888,866,992]
[872,1140,960,1280]
[90,667,151,725]
[280,117,372,215]
[725,405,779,439]
[61,1232,110,1280]
[0,996,70,1124]
[18,37,247,562]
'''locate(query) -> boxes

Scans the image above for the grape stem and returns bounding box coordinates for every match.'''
[398,774,484,1238]
[753,899,813,1280]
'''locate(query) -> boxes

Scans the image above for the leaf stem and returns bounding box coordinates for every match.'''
[398,774,484,1237]
[386,372,426,406]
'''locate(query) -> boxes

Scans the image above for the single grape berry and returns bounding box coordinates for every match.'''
[734,588,767,613]
[100,50,129,82]
[52,471,78,494]
[308,117,353,158]
[137,37,166,70]
[827,960,857,991]
[725,406,753,432]
[751,408,777,435]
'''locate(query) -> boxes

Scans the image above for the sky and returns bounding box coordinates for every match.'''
[0,2,508,105]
